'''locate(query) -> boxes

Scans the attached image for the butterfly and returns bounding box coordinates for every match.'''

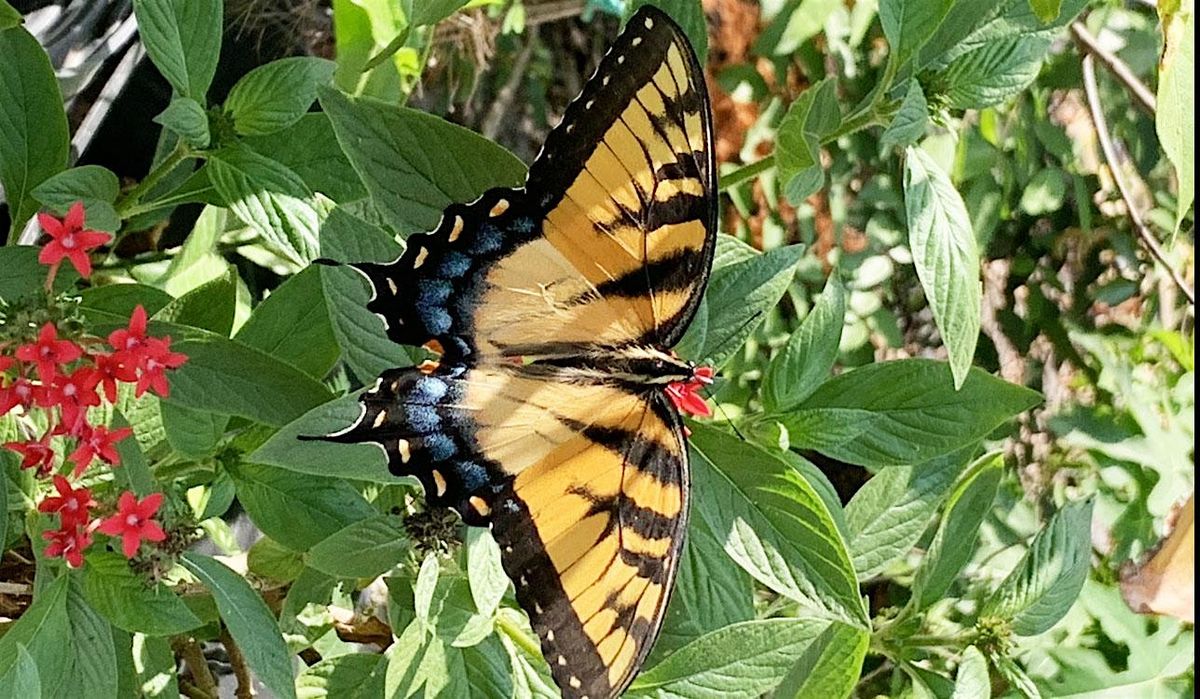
[315,6,715,697]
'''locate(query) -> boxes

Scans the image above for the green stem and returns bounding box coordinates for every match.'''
[495,613,542,660]
[115,143,195,218]
[718,157,775,192]
[361,26,412,75]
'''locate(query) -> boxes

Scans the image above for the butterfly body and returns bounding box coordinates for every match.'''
[316,7,715,697]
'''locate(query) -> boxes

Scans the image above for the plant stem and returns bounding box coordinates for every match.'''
[1070,21,1156,114]
[172,635,218,698]
[718,157,775,191]
[116,143,195,218]
[362,26,412,75]
[495,612,542,660]
[220,628,255,699]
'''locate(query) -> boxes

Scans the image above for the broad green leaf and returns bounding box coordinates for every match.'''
[624,0,708,64]
[0,576,68,687]
[319,87,526,234]
[628,619,827,697]
[694,244,806,368]
[0,645,39,699]
[160,402,228,458]
[0,247,77,301]
[414,554,442,628]
[225,57,337,136]
[951,646,990,699]
[0,24,69,236]
[384,621,441,697]
[181,553,297,699]
[131,632,182,698]
[762,273,845,412]
[154,264,237,335]
[227,461,376,551]
[235,266,340,379]
[756,0,842,56]
[82,552,202,636]
[153,96,210,148]
[992,655,1041,699]
[466,527,507,618]
[911,454,1003,610]
[306,515,409,578]
[934,35,1052,109]
[879,0,955,67]
[207,147,323,265]
[79,283,173,318]
[845,445,975,580]
[499,623,560,699]
[32,165,122,232]
[916,0,1086,73]
[904,147,980,388]
[411,0,471,27]
[780,360,1039,466]
[0,1,21,29]
[690,424,867,627]
[440,636,514,697]
[66,579,119,699]
[248,391,407,483]
[775,79,840,203]
[247,536,306,582]
[297,653,388,698]
[111,410,158,497]
[243,114,366,203]
[165,335,333,426]
[982,498,1095,635]
[132,0,222,98]
[1157,2,1194,232]
[1019,167,1067,216]
[1028,0,1062,22]
[160,205,227,296]
[880,80,929,150]
[772,622,868,699]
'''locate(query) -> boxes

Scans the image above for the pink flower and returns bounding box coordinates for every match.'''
[3,431,56,475]
[665,365,715,418]
[38,475,96,528]
[97,491,166,558]
[14,323,81,382]
[37,201,111,279]
[43,524,94,568]
[67,423,133,476]
[134,337,187,398]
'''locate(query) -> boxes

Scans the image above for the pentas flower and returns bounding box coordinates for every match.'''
[93,352,138,403]
[67,423,133,476]
[37,201,111,279]
[665,365,715,418]
[3,431,55,475]
[14,323,81,382]
[108,305,149,358]
[97,491,166,558]
[38,475,96,528]
[43,524,94,568]
[134,337,187,398]
[0,375,42,416]
[40,365,102,427]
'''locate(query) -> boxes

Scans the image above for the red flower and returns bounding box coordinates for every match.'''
[43,524,94,568]
[665,365,715,418]
[37,201,111,279]
[134,337,187,398]
[67,423,133,476]
[3,431,55,475]
[93,352,138,403]
[14,323,81,382]
[40,365,102,427]
[0,355,13,374]
[0,375,43,416]
[108,305,149,357]
[97,491,166,558]
[38,475,96,528]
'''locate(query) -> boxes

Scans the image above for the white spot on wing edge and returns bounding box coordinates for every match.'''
[324,402,368,438]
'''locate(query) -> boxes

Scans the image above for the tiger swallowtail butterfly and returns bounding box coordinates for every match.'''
[315,7,715,696]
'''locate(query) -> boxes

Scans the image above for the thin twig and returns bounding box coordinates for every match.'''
[172,636,219,698]
[855,659,894,693]
[1070,22,1157,114]
[0,582,33,596]
[220,628,255,699]
[1080,54,1195,305]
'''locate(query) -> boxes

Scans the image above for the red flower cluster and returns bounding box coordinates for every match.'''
[666,365,715,418]
[1,203,179,567]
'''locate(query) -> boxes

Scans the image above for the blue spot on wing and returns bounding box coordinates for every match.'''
[455,461,489,492]
[439,251,472,278]
[471,223,503,254]
[413,377,448,403]
[424,433,457,461]
[406,406,441,433]
[419,306,452,334]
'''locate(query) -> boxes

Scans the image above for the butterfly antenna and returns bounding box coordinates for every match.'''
[699,384,748,441]
[699,310,765,369]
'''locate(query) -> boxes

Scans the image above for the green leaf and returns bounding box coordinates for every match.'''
[916,0,1086,73]
[161,402,228,458]
[629,619,828,697]
[951,646,991,699]
[165,335,334,426]
[772,622,868,699]
[228,461,376,551]
[845,445,975,580]
[297,653,388,698]
[1019,167,1067,216]
[903,147,980,388]
[225,57,336,136]
[82,552,203,636]
[624,0,708,64]
[153,96,210,148]
[0,576,68,689]
[1157,3,1194,232]
[780,359,1039,467]
[982,498,1095,635]
[911,454,1004,610]
[934,35,1052,109]
[132,0,222,99]
[0,1,21,29]
[775,79,840,203]
[0,247,76,301]
[762,273,845,412]
[466,527,507,618]
[879,0,955,68]
[180,552,297,699]
[130,633,181,698]
[243,114,366,203]
[756,0,842,56]
[111,410,158,496]
[234,266,340,379]
[306,515,409,577]
[247,536,306,582]
[880,80,929,150]
[66,579,119,699]
[32,165,123,231]
[1027,0,1062,22]
[694,244,805,368]
[207,147,323,265]
[0,24,69,236]
[0,645,40,698]
[79,283,173,318]
[410,0,471,27]
[154,264,237,335]
[690,424,867,627]
[160,205,227,296]
[248,391,407,483]
[319,87,526,234]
